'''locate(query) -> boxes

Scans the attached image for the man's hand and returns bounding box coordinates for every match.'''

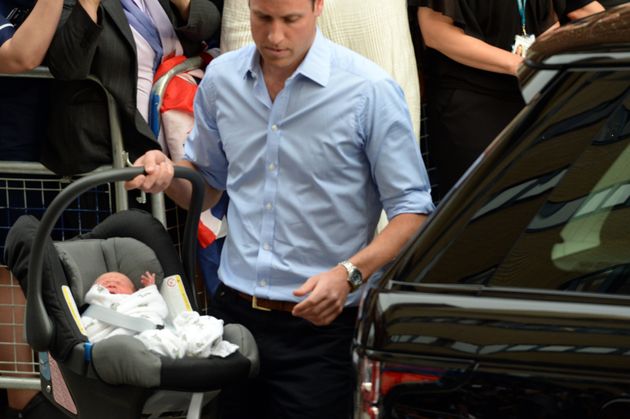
[125,150,175,194]
[292,265,350,326]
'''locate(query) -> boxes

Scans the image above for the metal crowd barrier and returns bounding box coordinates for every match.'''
[0,66,168,391]
[0,56,222,394]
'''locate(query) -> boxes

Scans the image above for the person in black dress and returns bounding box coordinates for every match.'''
[413,0,604,199]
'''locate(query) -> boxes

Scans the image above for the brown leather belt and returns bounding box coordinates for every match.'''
[225,285,297,312]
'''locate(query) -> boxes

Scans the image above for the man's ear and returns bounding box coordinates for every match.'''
[314,0,324,17]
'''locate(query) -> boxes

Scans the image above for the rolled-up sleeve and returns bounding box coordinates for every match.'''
[361,78,435,219]
[183,68,228,191]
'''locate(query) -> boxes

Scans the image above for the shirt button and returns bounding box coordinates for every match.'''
[268,163,276,171]
[263,243,271,251]
[259,279,268,287]
[265,202,273,210]
[271,124,278,132]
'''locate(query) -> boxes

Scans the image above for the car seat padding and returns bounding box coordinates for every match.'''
[54,237,164,307]
[91,335,162,387]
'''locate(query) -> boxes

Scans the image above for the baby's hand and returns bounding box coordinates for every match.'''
[140,271,156,287]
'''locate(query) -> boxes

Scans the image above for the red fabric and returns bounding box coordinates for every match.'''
[156,53,215,114]
[161,76,197,114]
[199,51,213,66]
[154,55,187,82]
[197,220,217,249]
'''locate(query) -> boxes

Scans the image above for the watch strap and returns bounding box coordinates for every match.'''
[339,260,363,292]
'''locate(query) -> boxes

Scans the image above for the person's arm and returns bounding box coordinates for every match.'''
[46,0,103,80]
[170,0,220,49]
[292,213,427,326]
[0,0,63,73]
[567,1,605,20]
[418,7,523,76]
[293,75,434,326]
[125,150,222,211]
[126,65,224,206]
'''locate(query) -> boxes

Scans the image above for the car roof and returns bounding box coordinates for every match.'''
[519,4,630,103]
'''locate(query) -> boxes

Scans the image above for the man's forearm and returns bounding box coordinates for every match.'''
[349,213,427,280]
[166,160,222,210]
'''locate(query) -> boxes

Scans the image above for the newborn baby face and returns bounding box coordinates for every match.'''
[95,272,136,295]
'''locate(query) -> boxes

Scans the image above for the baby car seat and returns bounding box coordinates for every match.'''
[4,167,259,419]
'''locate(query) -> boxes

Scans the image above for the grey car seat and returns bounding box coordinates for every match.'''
[4,167,258,419]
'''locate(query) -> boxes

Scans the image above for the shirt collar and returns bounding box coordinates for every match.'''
[243,45,260,80]
[242,28,331,87]
[293,28,330,87]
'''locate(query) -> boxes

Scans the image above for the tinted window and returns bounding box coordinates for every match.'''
[415,69,630,295]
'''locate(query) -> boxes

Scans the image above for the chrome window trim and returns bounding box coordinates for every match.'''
[521,51,630,103]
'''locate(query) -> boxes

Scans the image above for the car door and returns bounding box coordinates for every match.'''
[355,60,630,418]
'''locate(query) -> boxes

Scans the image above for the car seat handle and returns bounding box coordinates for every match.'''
[26,166,205,352]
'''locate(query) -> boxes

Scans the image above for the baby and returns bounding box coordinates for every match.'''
[82,271,169,343]
[93,271,156,295]
[81,271,238,359]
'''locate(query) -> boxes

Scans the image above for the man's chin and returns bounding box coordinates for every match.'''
[262,49,292,62]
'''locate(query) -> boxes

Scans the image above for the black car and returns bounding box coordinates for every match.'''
[353,6,630,419]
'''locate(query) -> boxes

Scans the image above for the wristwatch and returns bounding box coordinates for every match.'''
[339,260,363,292]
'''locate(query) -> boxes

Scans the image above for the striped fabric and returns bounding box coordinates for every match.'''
[219,0,422,141]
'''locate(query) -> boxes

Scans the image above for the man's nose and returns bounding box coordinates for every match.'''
[267,20,284,45]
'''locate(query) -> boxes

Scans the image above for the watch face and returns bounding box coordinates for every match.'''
[349,269,363,289]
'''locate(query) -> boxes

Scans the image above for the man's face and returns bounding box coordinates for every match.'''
[249,0,323,75]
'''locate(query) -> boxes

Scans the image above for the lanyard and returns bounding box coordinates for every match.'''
[516,0,527,35]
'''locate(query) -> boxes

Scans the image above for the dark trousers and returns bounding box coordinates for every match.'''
[209,283,357,419]
[427,87,525,200]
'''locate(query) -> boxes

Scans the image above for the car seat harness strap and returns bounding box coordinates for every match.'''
[83,304,164,333]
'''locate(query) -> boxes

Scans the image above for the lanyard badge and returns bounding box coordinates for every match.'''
[512,0,536,57]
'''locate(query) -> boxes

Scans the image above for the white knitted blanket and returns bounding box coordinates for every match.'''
[81,284,238,358]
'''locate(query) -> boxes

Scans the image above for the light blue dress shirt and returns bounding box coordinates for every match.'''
[185,29,434,306]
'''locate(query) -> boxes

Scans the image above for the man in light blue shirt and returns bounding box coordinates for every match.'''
[127,0,434,416]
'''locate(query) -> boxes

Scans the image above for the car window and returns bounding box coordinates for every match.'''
[416,69,630,296]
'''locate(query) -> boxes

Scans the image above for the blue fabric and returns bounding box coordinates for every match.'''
[0,0,32,15]
[1,0,34,34]
[185,30,435,306]
[0,3,46,163]
[0,16,15,47]
[0,78,48,161]
[119,0,163,71]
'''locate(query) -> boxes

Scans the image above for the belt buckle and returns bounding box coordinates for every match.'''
[252,296,271,311]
